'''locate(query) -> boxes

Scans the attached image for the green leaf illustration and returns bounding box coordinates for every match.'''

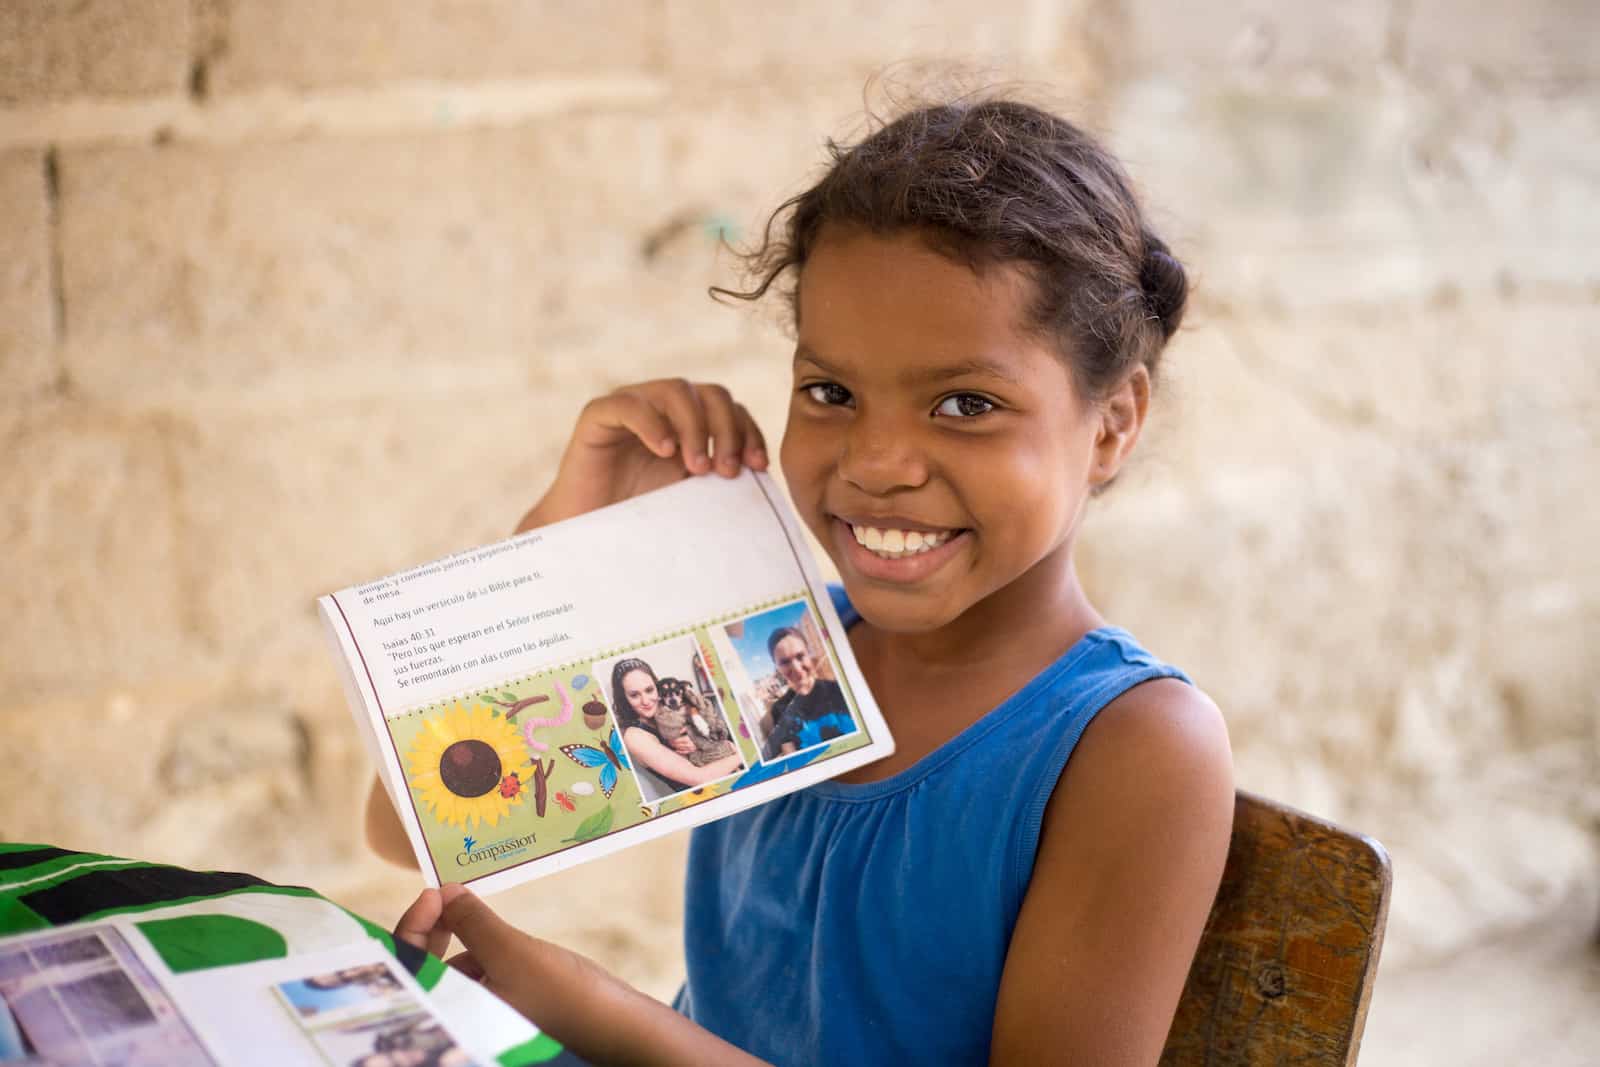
[562,806,614,843]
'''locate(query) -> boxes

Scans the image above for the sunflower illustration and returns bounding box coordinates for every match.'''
[406,702,531,829]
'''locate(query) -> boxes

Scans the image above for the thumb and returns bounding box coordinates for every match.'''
[438,886,517,968]
[437,886,554,1025]
[394,888,451,959]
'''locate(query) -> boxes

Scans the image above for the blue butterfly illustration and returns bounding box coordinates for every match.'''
[560,728,630,798]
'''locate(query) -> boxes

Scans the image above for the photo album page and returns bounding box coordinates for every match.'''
[0,901,548,1066]
[318,471,893,893]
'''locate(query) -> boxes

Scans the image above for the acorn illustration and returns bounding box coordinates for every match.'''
[583,697,608,730]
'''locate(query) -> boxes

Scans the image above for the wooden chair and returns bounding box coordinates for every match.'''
[1160,791,1393,1065]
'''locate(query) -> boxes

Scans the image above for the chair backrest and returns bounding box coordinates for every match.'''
[1160,791,1392,1066]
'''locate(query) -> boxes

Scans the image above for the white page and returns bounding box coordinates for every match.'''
[164,942,510,1066]
[0,907,541,1067]
[320,470,892,893]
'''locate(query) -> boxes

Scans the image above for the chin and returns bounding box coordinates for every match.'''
[840,579,968,634]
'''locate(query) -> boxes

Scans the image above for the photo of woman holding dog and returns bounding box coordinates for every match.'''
[603,642,746,804]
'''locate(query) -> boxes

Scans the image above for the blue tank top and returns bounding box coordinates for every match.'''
[675,587,1190,1063]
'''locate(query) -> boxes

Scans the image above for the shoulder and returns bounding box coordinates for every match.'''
[1082,677,1230,781]
[622,724,663,751]
[1030,676,1233,908]
[1054,678,1232,836]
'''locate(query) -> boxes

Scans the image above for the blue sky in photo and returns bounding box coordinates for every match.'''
[279,978,377,1016]
[726,600,811,676]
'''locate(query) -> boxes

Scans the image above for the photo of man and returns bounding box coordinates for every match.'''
[760,625,857,759]
[717,600,860,762]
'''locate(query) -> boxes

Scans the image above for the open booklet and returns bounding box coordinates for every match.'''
[0,856,567,1066]
[318,471,894,893]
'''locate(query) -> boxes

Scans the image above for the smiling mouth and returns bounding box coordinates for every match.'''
[847,522,960,561]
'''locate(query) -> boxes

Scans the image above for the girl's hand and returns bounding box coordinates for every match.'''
[394,886,768,1066]
[671,735,697,756]
[517,379,769,532]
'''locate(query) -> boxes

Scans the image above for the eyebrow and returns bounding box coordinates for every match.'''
[794,345,1025,387]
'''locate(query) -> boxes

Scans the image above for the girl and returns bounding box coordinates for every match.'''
[384,95,1233,1065]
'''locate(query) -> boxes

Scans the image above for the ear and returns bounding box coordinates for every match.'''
[1089,365,1150,489]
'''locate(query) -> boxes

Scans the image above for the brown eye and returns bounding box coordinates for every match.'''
[804,382,853,407]
[934,393,994,418]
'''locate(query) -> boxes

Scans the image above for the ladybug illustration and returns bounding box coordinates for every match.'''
[499,773,523,799]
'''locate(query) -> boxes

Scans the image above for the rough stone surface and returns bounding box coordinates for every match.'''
[1108,83,1600,308]
[0,402,199,694]
[1109,0,1391,82]
[57,117,672,406]
[0,150,54,397]
[212,0,666,92]
[662,0,1077,82]
[1403,0,1600,88]
[1361,890,1600,1067]
[0,0,192,103]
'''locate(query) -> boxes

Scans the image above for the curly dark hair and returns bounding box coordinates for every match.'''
[715,96,1186,403]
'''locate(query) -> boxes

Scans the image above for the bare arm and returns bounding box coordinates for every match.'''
[365,777,420,869]
[989,678,1234,1065]
[624,727,745,786]
[397,886,769,1067]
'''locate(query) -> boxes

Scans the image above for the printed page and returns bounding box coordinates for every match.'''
[168,943,502,1067]
[0,923,225,1066]
[319,471,893,893]
[0,920,530,1066]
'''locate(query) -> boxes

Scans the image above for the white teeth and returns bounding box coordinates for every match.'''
[848,524,955,560]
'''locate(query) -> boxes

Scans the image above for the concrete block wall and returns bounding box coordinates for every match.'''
[3,0,1597,1044]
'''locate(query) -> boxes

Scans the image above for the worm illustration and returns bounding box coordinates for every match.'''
[521,679,574,752]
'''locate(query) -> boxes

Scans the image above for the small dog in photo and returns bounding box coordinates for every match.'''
[654,676,736,767]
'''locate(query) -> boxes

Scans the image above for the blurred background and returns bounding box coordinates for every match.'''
[2,2,1596,1062]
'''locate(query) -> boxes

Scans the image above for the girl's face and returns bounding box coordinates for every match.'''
[780,226,1111,634]
[621,669,659,718]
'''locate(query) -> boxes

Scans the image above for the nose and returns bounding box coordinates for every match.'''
[837,413,929,496]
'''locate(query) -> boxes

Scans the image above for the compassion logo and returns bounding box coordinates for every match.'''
[456,832,537,867]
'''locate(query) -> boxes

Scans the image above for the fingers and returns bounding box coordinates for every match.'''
[394,889,453,960]
[588,380,768,478]
[438,884,517,973]
[584,392,677,459]
[733,401,769,471]
[698,384,744,476]
[654,381,714,474]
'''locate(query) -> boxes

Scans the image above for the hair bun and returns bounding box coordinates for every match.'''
[1138,236,1187,341]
